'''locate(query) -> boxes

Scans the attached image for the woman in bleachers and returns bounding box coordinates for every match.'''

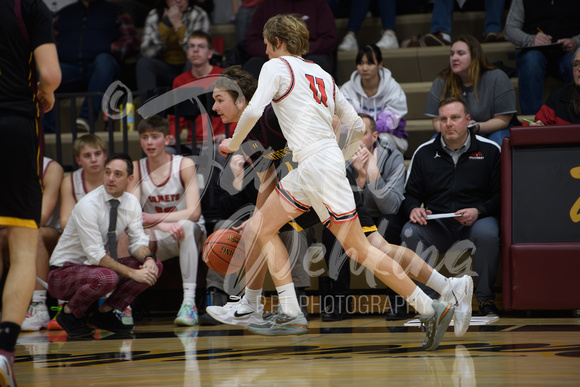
[424,35,517,146]
[531,48,580,126]
[137,0,211,95]
[340,44,409,154]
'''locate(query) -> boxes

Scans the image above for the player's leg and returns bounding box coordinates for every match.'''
[22,227,59,331]
[1,227,37,332]
[367,231,473,336]
[242,190,310,335]
[174,220,205,326]
[206,224,271,326]
[329,219,454,350]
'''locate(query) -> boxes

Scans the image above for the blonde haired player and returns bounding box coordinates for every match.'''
[218,14,457,350]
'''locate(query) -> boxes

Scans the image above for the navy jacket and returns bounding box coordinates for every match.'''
[403,131,501,219]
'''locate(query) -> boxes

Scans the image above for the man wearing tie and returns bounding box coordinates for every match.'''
[48,154,163,338]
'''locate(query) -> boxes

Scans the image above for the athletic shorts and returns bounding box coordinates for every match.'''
[276,146,358,227]
[281,194,377,237]
[0,115,41,228]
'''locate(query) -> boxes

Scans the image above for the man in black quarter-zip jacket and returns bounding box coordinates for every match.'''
[401,97,501,318]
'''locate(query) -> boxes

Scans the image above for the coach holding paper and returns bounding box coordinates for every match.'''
[400,97,501,318]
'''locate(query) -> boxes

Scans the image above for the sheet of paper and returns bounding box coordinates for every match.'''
[426,213,462,220]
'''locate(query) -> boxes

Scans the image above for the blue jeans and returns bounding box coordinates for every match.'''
[347,0,397,33]
[483,127,510,147]
[44,53,120,132]
[430,0,504,35]
[516,49,575,115]
[400,216,500,301]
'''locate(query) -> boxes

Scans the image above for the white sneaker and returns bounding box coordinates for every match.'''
[75,117,90,132]
[441,275,474,337]
[22,303,50,332]
[338,34,358,51]
[376,30,399,50]
[206,296,264,327]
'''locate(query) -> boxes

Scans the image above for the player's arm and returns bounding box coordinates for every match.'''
[34,43,61,113]
[143,157,201,226]
[40,161,64,226]
[335,86,365,161]
[59,174,75,230]
[225,61,281,153]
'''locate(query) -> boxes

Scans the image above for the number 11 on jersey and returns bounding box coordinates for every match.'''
[305,74,328,107]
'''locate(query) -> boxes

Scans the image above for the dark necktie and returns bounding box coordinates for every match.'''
[107,199,120,260]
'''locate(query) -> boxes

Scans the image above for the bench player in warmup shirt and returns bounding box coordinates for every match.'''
[128,116,205,326]
[213,24,470,350]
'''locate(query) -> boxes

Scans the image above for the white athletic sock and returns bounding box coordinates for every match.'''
[32,290,47,304]
[426,270,450,296]
[244,287,263,310]
[276,283,301,317]
[406,286,435,316]
[183,283,196,305]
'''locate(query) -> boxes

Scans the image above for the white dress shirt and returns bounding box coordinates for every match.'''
[50,185,149,267]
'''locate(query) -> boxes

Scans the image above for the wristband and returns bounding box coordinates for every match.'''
[144,254,157,263]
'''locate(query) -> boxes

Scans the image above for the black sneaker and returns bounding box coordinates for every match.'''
[57,307,95,338]
[478,299,500,317]
[89,309,134,333]
[321,305,348,322]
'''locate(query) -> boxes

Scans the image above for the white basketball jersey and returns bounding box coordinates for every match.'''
[71,168,88,203]
[269,56,338,162]
[138,155,187,214]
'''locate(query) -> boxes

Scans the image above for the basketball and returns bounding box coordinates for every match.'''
[202,229,245,275]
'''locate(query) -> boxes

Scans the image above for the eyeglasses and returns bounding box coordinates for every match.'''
[186,43,208,50]
[572,62,580,70]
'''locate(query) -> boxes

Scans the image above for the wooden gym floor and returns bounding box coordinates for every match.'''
[14,312,580,386]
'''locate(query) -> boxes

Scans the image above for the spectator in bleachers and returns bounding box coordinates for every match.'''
[531,48,580,126]
[19,158,63,332]
[424,35,517,146]
[47,0,139,132]
[168,31,225,153]
[340,44,409,154]
[422,0,505,46]
[337,0,399,51]
[137,0,210,96]
[402,97,501,318]
[504,0,580,115]
[231,0,264,43]
[242,0,337,79]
